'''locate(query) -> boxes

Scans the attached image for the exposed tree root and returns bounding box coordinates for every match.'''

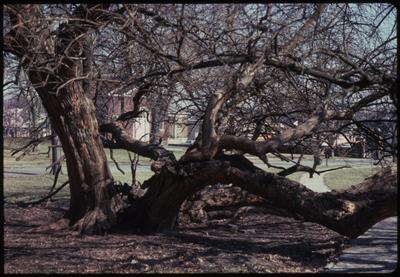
[72,208,116,235]
[24,217,70,233]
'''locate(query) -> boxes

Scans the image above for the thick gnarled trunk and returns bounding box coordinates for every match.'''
[41,83,123,234]
[4,5,124,234]
[135,173,191,231]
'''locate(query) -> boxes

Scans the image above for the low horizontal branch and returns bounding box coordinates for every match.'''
[184,156,397,239]
[99,122,177,166]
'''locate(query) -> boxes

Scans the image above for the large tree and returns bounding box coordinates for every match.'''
[3,4,397,236]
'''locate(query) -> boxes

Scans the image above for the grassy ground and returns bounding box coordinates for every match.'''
[3,138,187,166]
[4,165,377,204]
[3,172,157,204]
[323,167,379,191]
[4,137,378,203]
[286,172,306,182]
[4,175,70,203]
[3,138,185,203]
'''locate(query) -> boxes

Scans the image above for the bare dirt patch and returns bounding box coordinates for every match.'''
[4,200,345,273]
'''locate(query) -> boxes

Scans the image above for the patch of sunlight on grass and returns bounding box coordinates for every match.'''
[323,167,379,191]
[287,172,304,182]
[112,170,154,185]
[254,166,303,182]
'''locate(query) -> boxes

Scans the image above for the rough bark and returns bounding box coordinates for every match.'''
[149,108,163,145]
[28,80,124,234]
[127,153,396,238]
[120,160,232,232]
[4,4,124,234]
[221,159,397,239]
[56,84,124,234]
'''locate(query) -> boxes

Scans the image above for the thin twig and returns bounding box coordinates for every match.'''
[47,165,62,203]
[128,152,140,186]
[11,135,54,158]
[317,165,351,174]
[110,148,125,174]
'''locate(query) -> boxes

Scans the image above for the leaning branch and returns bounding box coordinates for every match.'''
[187,156,396,239]
[123,55,252,88]
[116,83,151,121]
[280,4,327,54]
[181,54,267,162]
[232,163,397,239]
[218,88,390,160]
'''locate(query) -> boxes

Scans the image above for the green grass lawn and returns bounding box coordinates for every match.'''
[323,167,379,191]
[4,166,378,203]
[286,172,305,182]
[4,137,379,203]
[4,174,70,203]
[3,138,162,203]
[3,137,187,167]
[3,171,155,203]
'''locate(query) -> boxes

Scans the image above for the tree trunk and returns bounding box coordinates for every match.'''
[136,173,191,231]
[122,156,259,232]
[38,83,123,234]
[149,82,173,145]
[150,107,163,145]
[3,4,124,234]
[125,164,222,232]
